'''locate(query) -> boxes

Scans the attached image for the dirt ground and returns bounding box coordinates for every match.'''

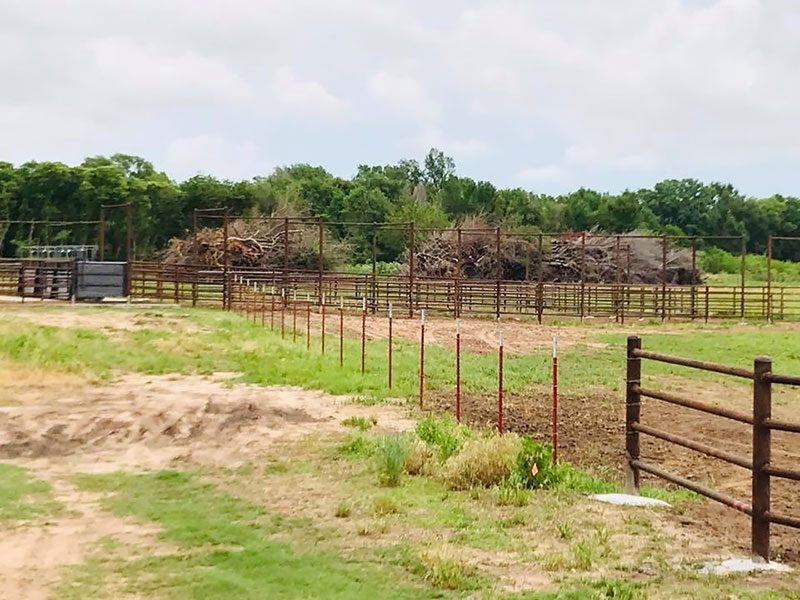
[427,379,800,563]
[0,373,415,599]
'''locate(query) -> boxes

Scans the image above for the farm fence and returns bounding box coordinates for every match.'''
[625,335,800,560]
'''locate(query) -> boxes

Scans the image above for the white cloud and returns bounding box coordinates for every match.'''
[272,65,346,119]
[414,126,489,160]
[519,165,568,183]
[165,135,271,181]
[2,0,800,195]
[367,72,440,121]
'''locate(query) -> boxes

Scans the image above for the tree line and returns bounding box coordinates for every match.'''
[2,149,800,262]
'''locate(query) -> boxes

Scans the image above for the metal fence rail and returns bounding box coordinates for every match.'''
[0,258,74,300]
[123,261,800,321]
[625,336,800,560]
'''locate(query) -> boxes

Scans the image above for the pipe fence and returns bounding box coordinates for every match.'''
[625,335,800,560]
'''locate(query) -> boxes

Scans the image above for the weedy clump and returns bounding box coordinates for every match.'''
[376,434,412,487]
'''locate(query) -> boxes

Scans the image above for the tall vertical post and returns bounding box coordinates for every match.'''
[552,335,559,462]
[307,296,311,351]
[537,234,544,325]
[318,217,324,306]
[222,211,230,310]
[455,319,461,423]
[767,236,773,322]
[456,228,462,318]
[98,207,105,262]
[661,236,667,322]
[321,293,326,355]
[752,356,772,560]
[125,202,132,298]
[495,227,502,320]
[388,303,393,389]
[192,208,198,257]
[292,290,298,342]
[580,232,586,320]
[361,297,366,375]
[371,224,378,314]
[740,236,747,320]
[419,309,425,410]
[408,222,415,318]
[625,336,642,494]
[691,239,697,320]
[339,298,344,367]
[283,217,290,294]
[615,235,621,322]
[497,328,504,434]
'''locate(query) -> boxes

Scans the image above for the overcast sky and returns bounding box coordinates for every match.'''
[1,0,799,196]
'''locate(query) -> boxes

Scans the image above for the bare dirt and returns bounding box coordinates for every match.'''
[426,378,800,563]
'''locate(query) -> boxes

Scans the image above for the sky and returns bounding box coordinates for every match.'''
[1,0,799,197]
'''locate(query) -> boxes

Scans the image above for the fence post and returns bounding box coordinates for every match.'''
[661,236,667,322]
[125,202,132,300]
[752,356,772,560]
[419,309,425,410]
[455,318,461,423]
[222,211,229,310]
[740,236,746,320]
[408,222,415,318]
[691,239,697,319]
[767,236,773,322]
[456,228,462,318]
[388,303,393,388]
[371,224,378,314]
[496,227,502,320]
[497,328,504,433]
[318,217,324,306]
[626,336,642,494]
[580,232,586,320]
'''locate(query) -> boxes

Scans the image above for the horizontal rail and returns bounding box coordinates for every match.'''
[765,511,800,530]
[630,459,752,515]
[764,372,800,386]
[764,418,800,434]
[631,422,752,469]
[764,464,800,482]
[634,385,754,424]
[632,349,754,379]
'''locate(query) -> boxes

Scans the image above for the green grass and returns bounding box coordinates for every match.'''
[66,469,442,599]
[0,464,61,521]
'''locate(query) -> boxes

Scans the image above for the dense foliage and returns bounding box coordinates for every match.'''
[2,149,800,262]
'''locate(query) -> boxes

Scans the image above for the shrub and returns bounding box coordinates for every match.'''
[493,482,530,507]
[376,434,411,487]
[443,434,520,490]
[337,432,375,458]
[334,501,352,518]
[418,546,481,590]
[416,414,472,461]
[404,440,436,476]
[508,438,572,490]
[372,495,401,516]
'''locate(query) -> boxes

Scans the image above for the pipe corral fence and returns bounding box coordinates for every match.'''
[2,212,800,320]
[625,336,800,561]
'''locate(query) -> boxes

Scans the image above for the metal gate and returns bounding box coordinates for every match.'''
[75,261,127,300]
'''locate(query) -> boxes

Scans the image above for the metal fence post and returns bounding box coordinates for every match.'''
[752,356,772,560]
[98,207,105,262]
[222,211,229,310]
[661,236,667,322]
[495,227,502,320]
[626,336,642,494]
[767,236,773,322]
[408,222,415,318]
[740,236,747,320]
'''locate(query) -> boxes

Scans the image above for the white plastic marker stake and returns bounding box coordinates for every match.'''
[552,335,559,462]
[497,327,504,433]
[388,302,394,388]
[419,309,426,410]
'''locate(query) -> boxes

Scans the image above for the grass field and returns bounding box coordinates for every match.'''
[0,303,799,599]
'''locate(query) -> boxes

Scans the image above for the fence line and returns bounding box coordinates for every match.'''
[625,336,800,560]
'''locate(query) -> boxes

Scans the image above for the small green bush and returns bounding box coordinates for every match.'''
[416,414,472,461]
[337,432,375,458]
[404,440,436,476]
[443,434,520,490]
[508,438,572,490]
[372,495,401,516]
[376,434,411,487]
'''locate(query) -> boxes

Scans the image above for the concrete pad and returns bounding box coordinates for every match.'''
[699,558,792,575]
[590,493,671,508]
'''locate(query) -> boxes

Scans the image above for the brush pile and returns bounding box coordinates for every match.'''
[406,223,701,284]
[163,215,348,269]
